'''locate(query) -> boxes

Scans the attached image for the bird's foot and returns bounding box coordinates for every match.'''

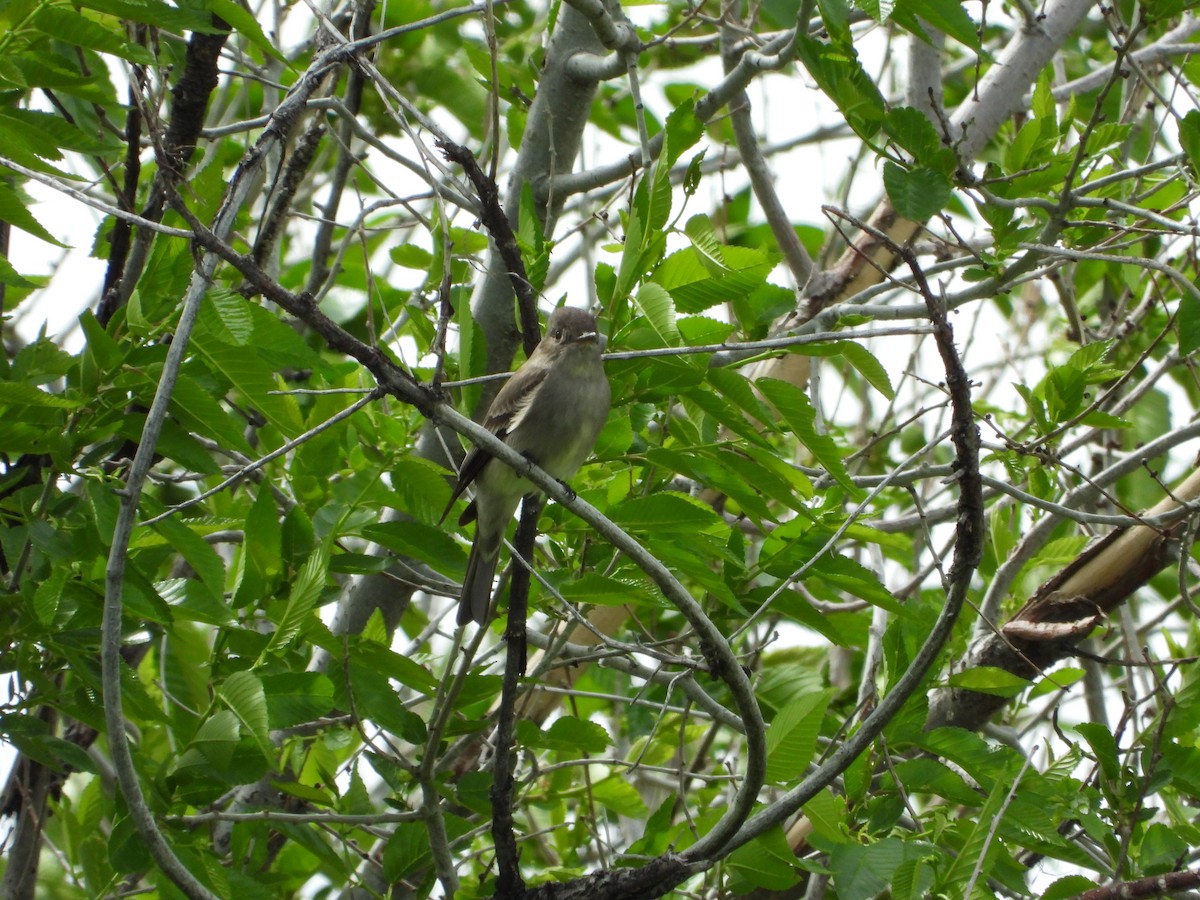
[557,479,577,502]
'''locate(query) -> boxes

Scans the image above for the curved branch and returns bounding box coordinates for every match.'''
[711,236,984,860]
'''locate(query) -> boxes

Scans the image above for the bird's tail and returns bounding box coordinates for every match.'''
[458,542,498,625]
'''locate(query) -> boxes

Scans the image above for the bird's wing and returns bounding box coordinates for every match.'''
[437,365,549,524]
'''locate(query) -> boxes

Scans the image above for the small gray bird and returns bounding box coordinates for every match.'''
[441,306,611,625]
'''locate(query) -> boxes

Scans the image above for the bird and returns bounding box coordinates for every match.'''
[440,306,611,625]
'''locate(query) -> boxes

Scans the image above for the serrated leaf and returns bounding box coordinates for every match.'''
[33,568,68,624]
[803,788,847,844]
[728,826,799,892]
[883,161,952,221]
[32,7,155,64]
[662,98,704,168]
[1030,667,1085,698]
[756,377,862,497]
[208,0,286,63]
[261,548,328,658]
[191,334,303,435]
[1075,722,1120,781]
[885,106,941,160]
[608,492,722,532]
[516,716,611,753]
[682,148,707,195]
[351,641,440,692]
[591,776,649,817]
[829,839,907,900]
[0,181,68,248]
[151,516,227,600]
[218,670,272,760]
[348,657,428,742]
[557,571,652,606]
[794,36,885,141]
[168,371,254,455]
[766,691,830,783]
[683,214,728,273]
[947,666,1031,697]
[0,253,34,288]
[1181,111,1200,177]
[652,244,776,314]
[362,520,466,575]
[1179,291,1200,354]
[898,0,980,49]
[797,341,895,399]
[0,381,80,408]
[390,457,453,524]
[633,282,680,346]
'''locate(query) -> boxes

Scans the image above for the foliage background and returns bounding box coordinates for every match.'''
[3,0,1200,897]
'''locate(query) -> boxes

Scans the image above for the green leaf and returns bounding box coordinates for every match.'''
[682,214,728,273]
[261,548,328,658]
[896,0,980,49]
[168,372,254,455]
[794,36,886,141]
[892,757,981,806]
[766,691,830,783]
[803,788,848,844]
[829,839,907,900]
[0,181,67,247]
[150,517,227,600]
[348,658,428,743]
[947,666,1031,698]
[883,161,952,221]
[662,98,704,168]
[191,331,304,436]
[756,377,863,497]
[207,0,286,63]
[351,641,440,692]
[1179,291,1200,354]
[517,180,549,292]
[937,767,1020,891]
[632,282,680,346]
[515,716,611,753]
[218,671,272,760]
[1180,110,1200,177]
[796,341,896,400]
[591,776,649,818]
[244,484,282,581]
[0,253,34,288]
[33,568,68,625]
[728,826,799,892]
[72,0,213,30]
[884,106,942,161]
[651,244,776,314]
[0,380,80,408]
[383,823,434,881]
[390,244,433,269]
[816,0,853,48]
[1042,877,1100,900]
[32,7,155,64]
[1074,722,1120,782]
[261,672,333,729]
[362,521,466,575]
[1030,667,1085,698]
[390,457,453,525]
[608,493,723,533]
[556,571,652,607]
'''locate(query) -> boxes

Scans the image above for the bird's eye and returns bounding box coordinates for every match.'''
[552,329,563,339]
